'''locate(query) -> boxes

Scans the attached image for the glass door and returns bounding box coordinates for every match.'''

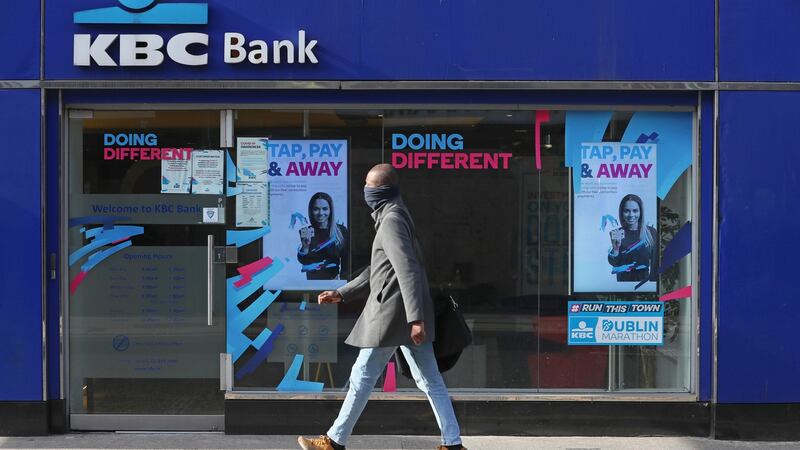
[66,110,227,430]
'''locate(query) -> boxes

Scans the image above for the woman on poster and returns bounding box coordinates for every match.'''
[297,192,349,280]
[608,194,659,282]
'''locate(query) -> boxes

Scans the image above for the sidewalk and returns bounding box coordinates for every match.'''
[1,434,799,450]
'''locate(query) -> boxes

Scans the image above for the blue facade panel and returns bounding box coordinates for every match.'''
[45,91,60,400]
[720,1,800,82]
[45,0,714,81]
[0,1,40,79]
[0,89,42,401]
[718,91,800,403]
[699,92,713,402]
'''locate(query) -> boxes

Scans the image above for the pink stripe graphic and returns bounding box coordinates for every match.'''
[70,271,88,295]
[233,256,275,288]
[534,110,551,170]
[660,285,692,301]
[383,361,397,392]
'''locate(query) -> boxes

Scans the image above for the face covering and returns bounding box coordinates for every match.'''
[364,184,399,211]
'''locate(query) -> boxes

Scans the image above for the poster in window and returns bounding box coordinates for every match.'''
[236,137,269,183]
[253,139,349,291]
[573,142,658,292]
[236,183,269,227]
[160,156,191,194]
[190,149,224,195]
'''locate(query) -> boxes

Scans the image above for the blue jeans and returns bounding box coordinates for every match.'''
[327,342,462,446]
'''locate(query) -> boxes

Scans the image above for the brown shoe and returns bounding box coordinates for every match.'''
[297,435,337,450]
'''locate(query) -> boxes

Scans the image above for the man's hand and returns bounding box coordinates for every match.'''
[318,290,342,304]
[410,320,425,345]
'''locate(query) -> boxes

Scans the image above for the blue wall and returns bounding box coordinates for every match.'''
[0,1,39,79]
[0,89,42,401]
[699,92,714,402]
[720,1,800,82]
[45,91,60,400]
[46,0,715,81]
[718,91,800,403]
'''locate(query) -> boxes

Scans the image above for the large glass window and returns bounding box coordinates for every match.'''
[226,107,696,393]
[64,104,695,430]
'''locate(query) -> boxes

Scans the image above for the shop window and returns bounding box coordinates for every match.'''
[67,106,695,398]
[231,110,382,390]
[229,107,694,393]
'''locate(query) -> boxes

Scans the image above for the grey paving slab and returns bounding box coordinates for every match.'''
[1,434,800,450]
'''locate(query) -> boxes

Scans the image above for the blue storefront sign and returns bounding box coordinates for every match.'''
[44,0,715,81]
[567,301,664,346]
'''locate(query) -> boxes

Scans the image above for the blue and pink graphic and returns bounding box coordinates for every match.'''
[566,111,692,200]
[657,220,693,301]
[226,150,244,197]
[568,111,693,293]
[68,217,144,294]
[534,110,551,170]
[235,323,284,381]
[227,226,319,390]
[276,354,324,392]
[226,256,284,363]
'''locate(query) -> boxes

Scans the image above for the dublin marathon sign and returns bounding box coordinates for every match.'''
[73,0,319,67]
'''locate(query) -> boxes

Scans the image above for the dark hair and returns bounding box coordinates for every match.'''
[618,194,654,248]
[308,192,334,227]
[308,192,344,252]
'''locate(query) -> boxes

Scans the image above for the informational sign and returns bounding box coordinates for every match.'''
[236,138,269,183]
[202,207,223,224]
[573,142,658,292]
[70,194,223,225]
[68,247,221,381]
[235,183,269,227]
[260,139,349,291]
[567,301,664,346]
[266,302,338,363]
[190,149,224,195]
[160,157,191,194]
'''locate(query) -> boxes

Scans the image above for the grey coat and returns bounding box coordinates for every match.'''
[337,198,435,348]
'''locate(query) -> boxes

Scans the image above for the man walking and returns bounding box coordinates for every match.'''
[298,164,465,450]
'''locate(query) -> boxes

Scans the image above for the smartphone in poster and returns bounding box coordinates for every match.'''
[260,139,348,291]
[236,138,269,183]
[190,149,224,195]
[573,142,658,292]
[236,183,269,227]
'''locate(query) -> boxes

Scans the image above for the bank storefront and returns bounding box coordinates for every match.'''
[3,0,721,436]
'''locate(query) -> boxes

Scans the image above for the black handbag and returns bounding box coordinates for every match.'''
[395,293,473,378]
[433,294,473,359]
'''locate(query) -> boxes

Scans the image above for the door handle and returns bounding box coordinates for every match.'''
[49,253,57,280]
[207,234,214,326]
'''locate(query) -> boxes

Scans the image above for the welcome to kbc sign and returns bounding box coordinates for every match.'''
[73,0,320,67]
